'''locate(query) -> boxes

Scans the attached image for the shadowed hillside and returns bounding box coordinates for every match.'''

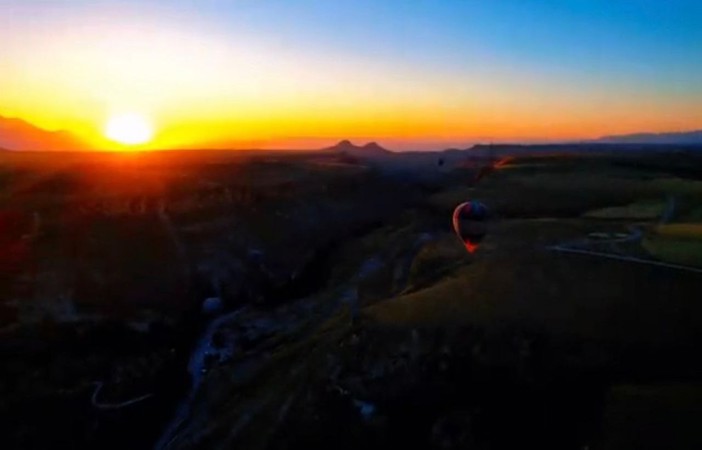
[2,147,702,449]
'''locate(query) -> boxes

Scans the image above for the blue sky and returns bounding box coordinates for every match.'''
[182,0,702,86]
[4,0,701,91]
[1,0,701,148]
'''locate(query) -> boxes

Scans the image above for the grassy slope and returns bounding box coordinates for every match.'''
[373,158,702,344]
[368,248,702,344]
[643,223,702,267]
[583,200,665,220]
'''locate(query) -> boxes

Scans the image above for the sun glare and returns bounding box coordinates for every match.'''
[104,114,154,146]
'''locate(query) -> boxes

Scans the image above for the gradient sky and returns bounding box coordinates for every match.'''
[1,0,701,150]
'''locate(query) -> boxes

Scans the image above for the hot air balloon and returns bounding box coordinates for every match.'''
[452,201,488,253]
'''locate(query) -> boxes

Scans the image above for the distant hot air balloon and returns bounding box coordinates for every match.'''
[452,200,488,253]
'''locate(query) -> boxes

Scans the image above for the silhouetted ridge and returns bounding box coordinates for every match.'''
[326,140,391,155]
[0,115,90,151]
[595,129,702,145]
[362,141,387,152]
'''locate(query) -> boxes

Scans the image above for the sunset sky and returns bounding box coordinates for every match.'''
[1,0,701,150]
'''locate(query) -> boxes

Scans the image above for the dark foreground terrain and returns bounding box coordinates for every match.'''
[2,144,702,449]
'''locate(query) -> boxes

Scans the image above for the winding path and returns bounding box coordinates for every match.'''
[91,381,154,410]
[548,196,702,274]
[547,245,702,274]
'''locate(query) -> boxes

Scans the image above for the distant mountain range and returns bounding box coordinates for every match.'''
[593,129,702,145]
[2,113,701,152]
[326,140,392,156]
[0,115,89,151]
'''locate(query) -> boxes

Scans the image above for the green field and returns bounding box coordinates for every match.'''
[583,200,665,220]
[643,223,702,267]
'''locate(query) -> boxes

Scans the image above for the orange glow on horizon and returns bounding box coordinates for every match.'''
[2,8,701,151]
[11,92,700,151]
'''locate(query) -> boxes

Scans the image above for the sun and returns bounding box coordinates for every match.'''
[104,113,154,146]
